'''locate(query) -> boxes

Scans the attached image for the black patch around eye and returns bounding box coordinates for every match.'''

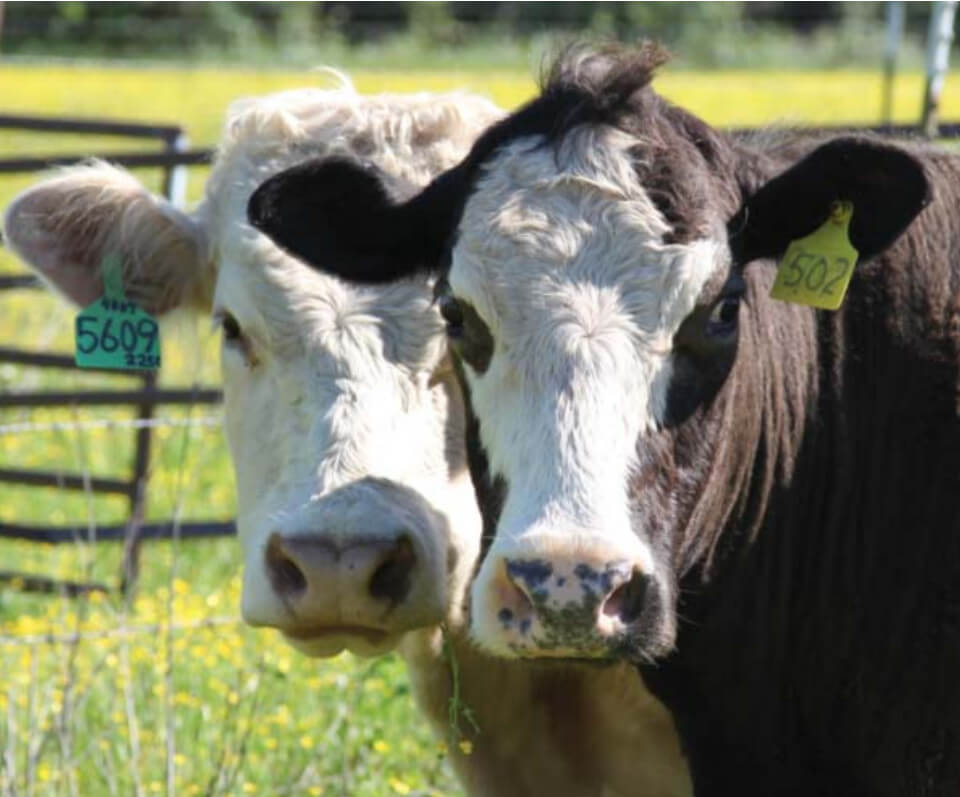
[456,301,494,374]
[717,298,739,324]
[704,295,741,339]
[665,279,743,427]
[435,285,494,374]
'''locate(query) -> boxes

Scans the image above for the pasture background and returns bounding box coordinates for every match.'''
[2,60,960,796]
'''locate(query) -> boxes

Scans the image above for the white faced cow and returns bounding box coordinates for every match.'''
[247,44,960,795]
[4,80,690,797]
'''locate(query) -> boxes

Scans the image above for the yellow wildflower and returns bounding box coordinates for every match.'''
[389,778,411,795]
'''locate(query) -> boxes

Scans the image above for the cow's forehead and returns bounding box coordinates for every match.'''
[201,85,504,366]
[214,233,443,369]
[450,125,728,336]
[205,99,454,370]
[205,86,501,246]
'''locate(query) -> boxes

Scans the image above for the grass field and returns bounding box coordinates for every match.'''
[3,61,960,796]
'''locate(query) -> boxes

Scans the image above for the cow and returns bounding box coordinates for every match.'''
[3,79,690,796]
[246,42,960,795]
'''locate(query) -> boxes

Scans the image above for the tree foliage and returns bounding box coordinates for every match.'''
[0,2,931,68]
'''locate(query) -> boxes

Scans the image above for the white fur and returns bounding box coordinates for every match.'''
[202,84,501,637]
[449,126,726,657]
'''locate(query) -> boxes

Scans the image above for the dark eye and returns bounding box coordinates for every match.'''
[221,312,242,342]
[705,295,740,338]
[438,295,465,338]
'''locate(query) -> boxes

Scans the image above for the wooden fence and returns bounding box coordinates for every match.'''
[0,113,226,598]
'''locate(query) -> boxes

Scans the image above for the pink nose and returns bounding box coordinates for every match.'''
[264,532,418,634]
[241,478,452,657]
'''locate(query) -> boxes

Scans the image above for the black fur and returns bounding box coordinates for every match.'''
[247,156,439,281]
[729,136,932,264]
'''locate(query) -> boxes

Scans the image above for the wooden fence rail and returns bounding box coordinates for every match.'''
[0,112,223,599]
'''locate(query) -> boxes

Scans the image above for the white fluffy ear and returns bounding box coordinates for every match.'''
[3,161,213,314]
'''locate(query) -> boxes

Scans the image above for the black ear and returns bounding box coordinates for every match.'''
[729,137,931,264]
[248,158,464,284]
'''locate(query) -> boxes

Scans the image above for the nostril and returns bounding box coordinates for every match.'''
[602,569,648,625]
[368,534,416,606]
[265,534,307,599]
[497,559,542,635]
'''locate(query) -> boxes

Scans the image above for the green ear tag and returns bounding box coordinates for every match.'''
[74,255,161,370]
[770,200,858,311]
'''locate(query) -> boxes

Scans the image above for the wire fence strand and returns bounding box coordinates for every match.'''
[0,616,239,647]
[0,416,222,437]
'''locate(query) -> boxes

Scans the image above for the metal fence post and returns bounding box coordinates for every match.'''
[162,132,190,208]
[882,1,904,124]
[922,0,958,138]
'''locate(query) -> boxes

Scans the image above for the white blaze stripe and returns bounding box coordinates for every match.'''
[451,126,725,595]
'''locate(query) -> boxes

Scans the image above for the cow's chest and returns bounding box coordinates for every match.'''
[643,532,960,797]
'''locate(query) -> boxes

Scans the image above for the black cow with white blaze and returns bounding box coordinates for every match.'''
[248,44,960,795]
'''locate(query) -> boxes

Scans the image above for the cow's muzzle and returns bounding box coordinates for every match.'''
[469,534,674,662]
[241,478,448,657]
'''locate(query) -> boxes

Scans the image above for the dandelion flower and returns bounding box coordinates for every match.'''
[389,778,411,795]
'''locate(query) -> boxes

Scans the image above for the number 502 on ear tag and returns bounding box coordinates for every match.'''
[770,200,859,311]
[75,255,161,370]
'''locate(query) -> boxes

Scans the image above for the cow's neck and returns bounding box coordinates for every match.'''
[647,178,960,793]
[399,627,690,797]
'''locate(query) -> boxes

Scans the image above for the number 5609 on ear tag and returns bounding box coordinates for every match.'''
[75,255,161,371]
[770,200,859,311]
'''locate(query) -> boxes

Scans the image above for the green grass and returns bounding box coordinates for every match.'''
[3,61,960,796]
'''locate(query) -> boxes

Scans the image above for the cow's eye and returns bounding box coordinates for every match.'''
[220,312,243,342]
[216,311,258,366]
[705,294,741,338]
[438,295,465,339]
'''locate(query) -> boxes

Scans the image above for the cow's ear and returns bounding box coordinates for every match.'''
[248,157,462,284]
[729,137,931,264]
[3,162,211,314]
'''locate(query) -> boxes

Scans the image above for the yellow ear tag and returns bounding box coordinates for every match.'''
[770,200,858,311]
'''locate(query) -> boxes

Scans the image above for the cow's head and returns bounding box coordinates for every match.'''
[249,45,930,662]
[4,84,501,657]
